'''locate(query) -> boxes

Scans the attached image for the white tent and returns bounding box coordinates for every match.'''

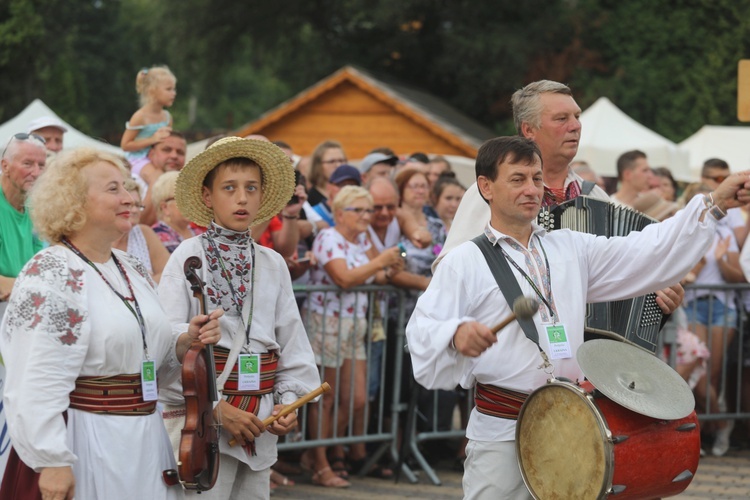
[0,99,122,155]
[573,97,692,181]
[679,125,750,177]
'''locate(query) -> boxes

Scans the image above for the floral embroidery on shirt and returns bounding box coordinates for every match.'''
[118,252,157,289]
[5,251,87,346]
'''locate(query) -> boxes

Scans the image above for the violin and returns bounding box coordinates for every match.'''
[169,256,221,491]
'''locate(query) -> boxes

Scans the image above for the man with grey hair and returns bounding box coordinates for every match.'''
[438,79,683,313]
[0,133,46,314]
[439,80,605,261]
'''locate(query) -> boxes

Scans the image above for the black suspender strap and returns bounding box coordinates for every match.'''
[471,235,540,346]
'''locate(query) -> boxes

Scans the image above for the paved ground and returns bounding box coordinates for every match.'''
[272,449,750,499]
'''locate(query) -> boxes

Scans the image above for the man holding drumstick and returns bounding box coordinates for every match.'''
[406,135,750,499]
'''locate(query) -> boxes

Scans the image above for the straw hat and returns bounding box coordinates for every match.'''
[176,136,295,227]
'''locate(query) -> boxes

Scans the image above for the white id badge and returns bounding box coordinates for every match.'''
[545,324,572,360]
[141,360,158,401]
[238,354,261,391]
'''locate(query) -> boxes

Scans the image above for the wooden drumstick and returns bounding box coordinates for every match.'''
[228,382,331,447]
[490,297,539,334]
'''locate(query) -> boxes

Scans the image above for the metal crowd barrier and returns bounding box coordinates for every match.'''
[278,284,420,482]
[683,283,750,424]
[278,282,750,486]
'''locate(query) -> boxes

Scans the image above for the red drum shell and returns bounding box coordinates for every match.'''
[516,379,700,499]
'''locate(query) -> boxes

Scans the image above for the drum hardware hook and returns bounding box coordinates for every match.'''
[672,470,694,482]
[551,376,575,384]
[676,422,697,432]
[611,434,629,444]
[609,485,627,495]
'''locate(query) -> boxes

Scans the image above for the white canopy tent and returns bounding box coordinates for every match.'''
[0,99,122,156]
[573,97,692,181]
[679,125,750,178]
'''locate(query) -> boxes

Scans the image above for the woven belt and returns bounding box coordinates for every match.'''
[69,373,156,415]
[214,347,278,414]
[474,383,529,420]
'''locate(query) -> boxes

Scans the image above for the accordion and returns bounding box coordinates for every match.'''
[537,196,663,353]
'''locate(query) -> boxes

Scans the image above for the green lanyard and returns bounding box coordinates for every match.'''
[205,233,256,345]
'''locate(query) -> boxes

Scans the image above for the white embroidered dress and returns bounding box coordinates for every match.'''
[0,246,181,499]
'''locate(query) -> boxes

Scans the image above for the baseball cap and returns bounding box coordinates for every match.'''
[27,116,68,134]
[359,153,398,174]
[329,164,362,186]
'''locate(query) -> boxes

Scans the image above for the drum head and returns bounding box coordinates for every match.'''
[577,339,694,420]
[517,382,610,500]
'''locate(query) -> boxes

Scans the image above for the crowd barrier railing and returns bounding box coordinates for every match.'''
[278,283,420,481]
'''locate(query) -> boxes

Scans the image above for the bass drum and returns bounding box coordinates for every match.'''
[516,379,699,499]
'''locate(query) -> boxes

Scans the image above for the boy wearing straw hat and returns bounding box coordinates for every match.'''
[157,137,319,499]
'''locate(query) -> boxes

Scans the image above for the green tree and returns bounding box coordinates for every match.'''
[573,0,750,141]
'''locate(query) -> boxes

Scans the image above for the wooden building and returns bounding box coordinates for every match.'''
[234,65,495,159]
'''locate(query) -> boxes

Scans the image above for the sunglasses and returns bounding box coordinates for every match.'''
[2,133,46,159]
[703,174,728,183]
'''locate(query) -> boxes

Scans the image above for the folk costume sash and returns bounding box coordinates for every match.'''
[214,347,278,414]
[474,383,528,420]
[69,373,156,415]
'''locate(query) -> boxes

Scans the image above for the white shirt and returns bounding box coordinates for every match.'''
[407,194,719,442]
[435,169,608,269]
[302,200,323,223]
[1,246,180,499]
[158,236,319,470]
[685,224,739,308]
[368,218,401,252]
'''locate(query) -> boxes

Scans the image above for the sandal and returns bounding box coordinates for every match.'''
[312,466,351,488]
[270,469,294,487]
[329,456,349,479]
[349,458,394,479]
[299,452,314,473]
[272,459,303,476]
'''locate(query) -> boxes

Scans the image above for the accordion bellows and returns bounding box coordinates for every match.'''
[537,196,663,354]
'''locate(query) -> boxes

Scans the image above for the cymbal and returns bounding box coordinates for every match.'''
[576,339,694,420]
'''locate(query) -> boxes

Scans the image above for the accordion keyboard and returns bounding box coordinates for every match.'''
[537,196,662,353]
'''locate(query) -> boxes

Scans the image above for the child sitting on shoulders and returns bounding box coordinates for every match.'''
[121,65,176,177]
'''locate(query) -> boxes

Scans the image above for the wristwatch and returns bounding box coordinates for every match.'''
[704,193,727,221]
